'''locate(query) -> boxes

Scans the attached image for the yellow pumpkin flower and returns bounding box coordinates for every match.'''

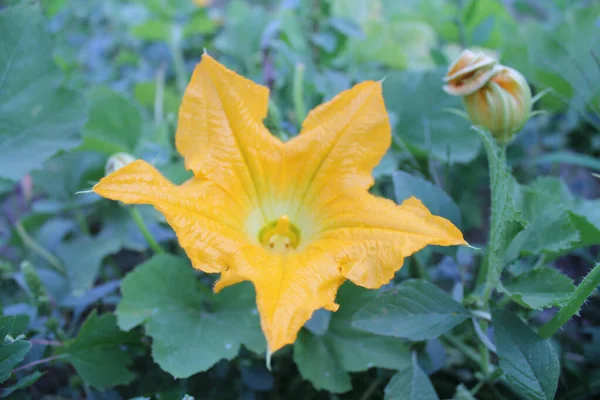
[93,55,466,355]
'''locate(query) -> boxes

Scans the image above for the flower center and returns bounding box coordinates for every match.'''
[259,215,300,253]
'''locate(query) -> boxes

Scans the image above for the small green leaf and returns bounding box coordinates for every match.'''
[393,171,462,228]
[493,309,560,400]
[0,5,86,181]
[131,20,171,42]
[0,335,32,384]
[295,284,411,393]
[352,280,469,341]
[384,355,439,400]
[81,88,142,154]
[502,268,575,310]
[117,254,265,378]
[0,371,44,396]
[183,12,219,37]
[57,311,134,389]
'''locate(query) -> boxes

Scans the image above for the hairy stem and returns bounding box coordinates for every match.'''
[539,262,600,338]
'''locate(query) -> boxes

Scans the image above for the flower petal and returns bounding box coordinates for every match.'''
[93,160,250,273]
[214,245,344,353]
[284,81,391,216]
[311,191,466,288]
[176,54,283,219]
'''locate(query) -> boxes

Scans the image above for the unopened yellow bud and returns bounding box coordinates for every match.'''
[105,152,136,176]
[443,49,500,96]
[463,66,532,144]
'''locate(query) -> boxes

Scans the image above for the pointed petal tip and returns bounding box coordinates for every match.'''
[464,242,480,251]
[265,349,272,372]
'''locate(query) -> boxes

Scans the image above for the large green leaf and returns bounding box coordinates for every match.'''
[0,5,86,181]
[507,177,600,259]
[383,69,479,164]
[393,171,461,228]
[493,309,560,400]
[384,355,439,400]
[294,284,411,393]
[507,177,579,259]
[502,268,575,310]
[55,235,122,297]
[117,254,265,378]
[57,311,134,389]
[352,280,469,341]
[81,87,142,154]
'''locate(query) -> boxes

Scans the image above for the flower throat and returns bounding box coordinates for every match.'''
[259,215,300,253]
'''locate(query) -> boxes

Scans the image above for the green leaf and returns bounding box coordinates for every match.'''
[493,309,560,400]
[393,171,462,228]
[502,268,575,310]
[294,284,411,393]
[214,1,269,61]
[81,87,142,154]
[352,280,469,341]
[131,20,172,41]
[384,355,439,400]
[183,12,219,37]
[0,5,86,181]
[0,321,32,384]
[0,371,44,396]
[31,151,104,202]
[57,311,134,389]
[384,69,480,164]
[507,177,579,258]
[532,152,600,172]
[55,235,122,296]
[476,128,524,293]
[117,254,265,378]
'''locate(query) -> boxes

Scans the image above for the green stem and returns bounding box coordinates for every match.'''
[155,62,167,124]
[12,354,67,373]
[169,25,187,95]
[128,207,165,254]
[293,63,306,126]
[478,319,491,374]
[358,376,385,400]
[443,334,481,366]
[15,221,65,275]
[539,262,600,338]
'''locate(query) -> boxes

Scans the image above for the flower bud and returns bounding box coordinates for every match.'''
[105,152,136,176]
[463,66,532,144]
[443,49,500,96]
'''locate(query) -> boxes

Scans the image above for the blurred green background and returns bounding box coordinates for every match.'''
[1,0,600,399]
